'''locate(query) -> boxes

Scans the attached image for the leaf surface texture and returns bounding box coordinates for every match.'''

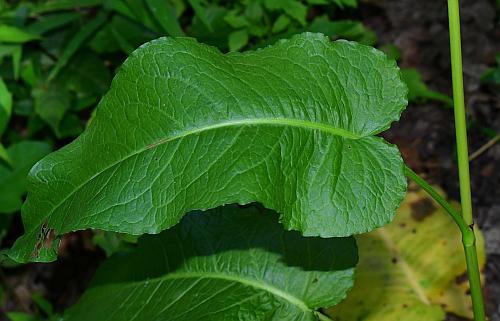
[61,206,357,321]
[10,33,407,262]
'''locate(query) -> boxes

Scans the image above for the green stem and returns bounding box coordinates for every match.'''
[447,0,473,226]
[404,166,485,321]
[315,311,333,321]
[403,166,467,234]
[445,1,486,320]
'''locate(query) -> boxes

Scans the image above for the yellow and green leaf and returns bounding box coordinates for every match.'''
[328,186,485,321]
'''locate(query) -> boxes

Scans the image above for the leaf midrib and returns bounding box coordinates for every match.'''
[35,117,362,234]
[377,229,431,305]
[101,270,312,313]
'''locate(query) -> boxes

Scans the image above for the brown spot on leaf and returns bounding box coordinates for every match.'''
[455,272,468,285]
[410,198,436,221]
[31,221,57,258]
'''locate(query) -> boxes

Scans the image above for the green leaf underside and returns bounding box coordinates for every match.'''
[9,32,407,263]
[61,206,357,321]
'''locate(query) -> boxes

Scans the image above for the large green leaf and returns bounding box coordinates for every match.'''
[0,141,52,214]
[9,33,407,263]
[61,205,358,321]
[327,187,486,321]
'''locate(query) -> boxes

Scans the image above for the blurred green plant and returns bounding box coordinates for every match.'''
[401,68,453,107]
[481,53,500,85]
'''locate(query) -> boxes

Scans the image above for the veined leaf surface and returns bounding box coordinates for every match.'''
[10,33,407,262]
[61,206,358,321]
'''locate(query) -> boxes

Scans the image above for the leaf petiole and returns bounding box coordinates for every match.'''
[404,165,485,321]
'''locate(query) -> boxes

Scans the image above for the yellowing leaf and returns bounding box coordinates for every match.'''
[328,186,485,321]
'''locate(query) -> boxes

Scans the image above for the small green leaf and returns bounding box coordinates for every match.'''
[308,17,377,46]
[33,82,71,132]
[58,50,112,96]
[6,312,39,321]
[32,292,54,317]
[272,14,291,33]
[0,25,40,43]
[55,113,84,139]
[380,44,401,61]
[103,0,135,19]
[121,0,160,32]
[26,12,81,35]
[11,45,22,80]
[228,29,248,51]
[264,0,307,26]
[188,0,213,32]
[0,76,12,136]
[0,45,19,62]
[61,206,357,321]
[20,59,40,87]
[189,4,231,49]
[48,11,107,81]
[0,211,13,245]
[92,230,138,257]
[401,68,453,106]
[0,141,51,214]
[224,10,250,29]
[480,54,500,84]
[9,33,408,263]
[90,15,156,54]
[146,0,185,36]
[0,143,11,166]
[0,45,23,80]
[257,17,376,49]
[244,0,264,23]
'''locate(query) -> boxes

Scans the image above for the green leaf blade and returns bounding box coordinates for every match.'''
[0,25,41,43]
[33,82,71,132]
[146,0,185,36]
[0,76,12,136]
[9,33,407,263]
[61,206,358,321]
[48,11,107,81]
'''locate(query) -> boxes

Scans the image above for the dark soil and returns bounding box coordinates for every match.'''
[1,0,499,320]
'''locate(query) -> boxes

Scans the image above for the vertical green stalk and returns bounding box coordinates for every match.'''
[447,0,472,226]
[446,0,485,320]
